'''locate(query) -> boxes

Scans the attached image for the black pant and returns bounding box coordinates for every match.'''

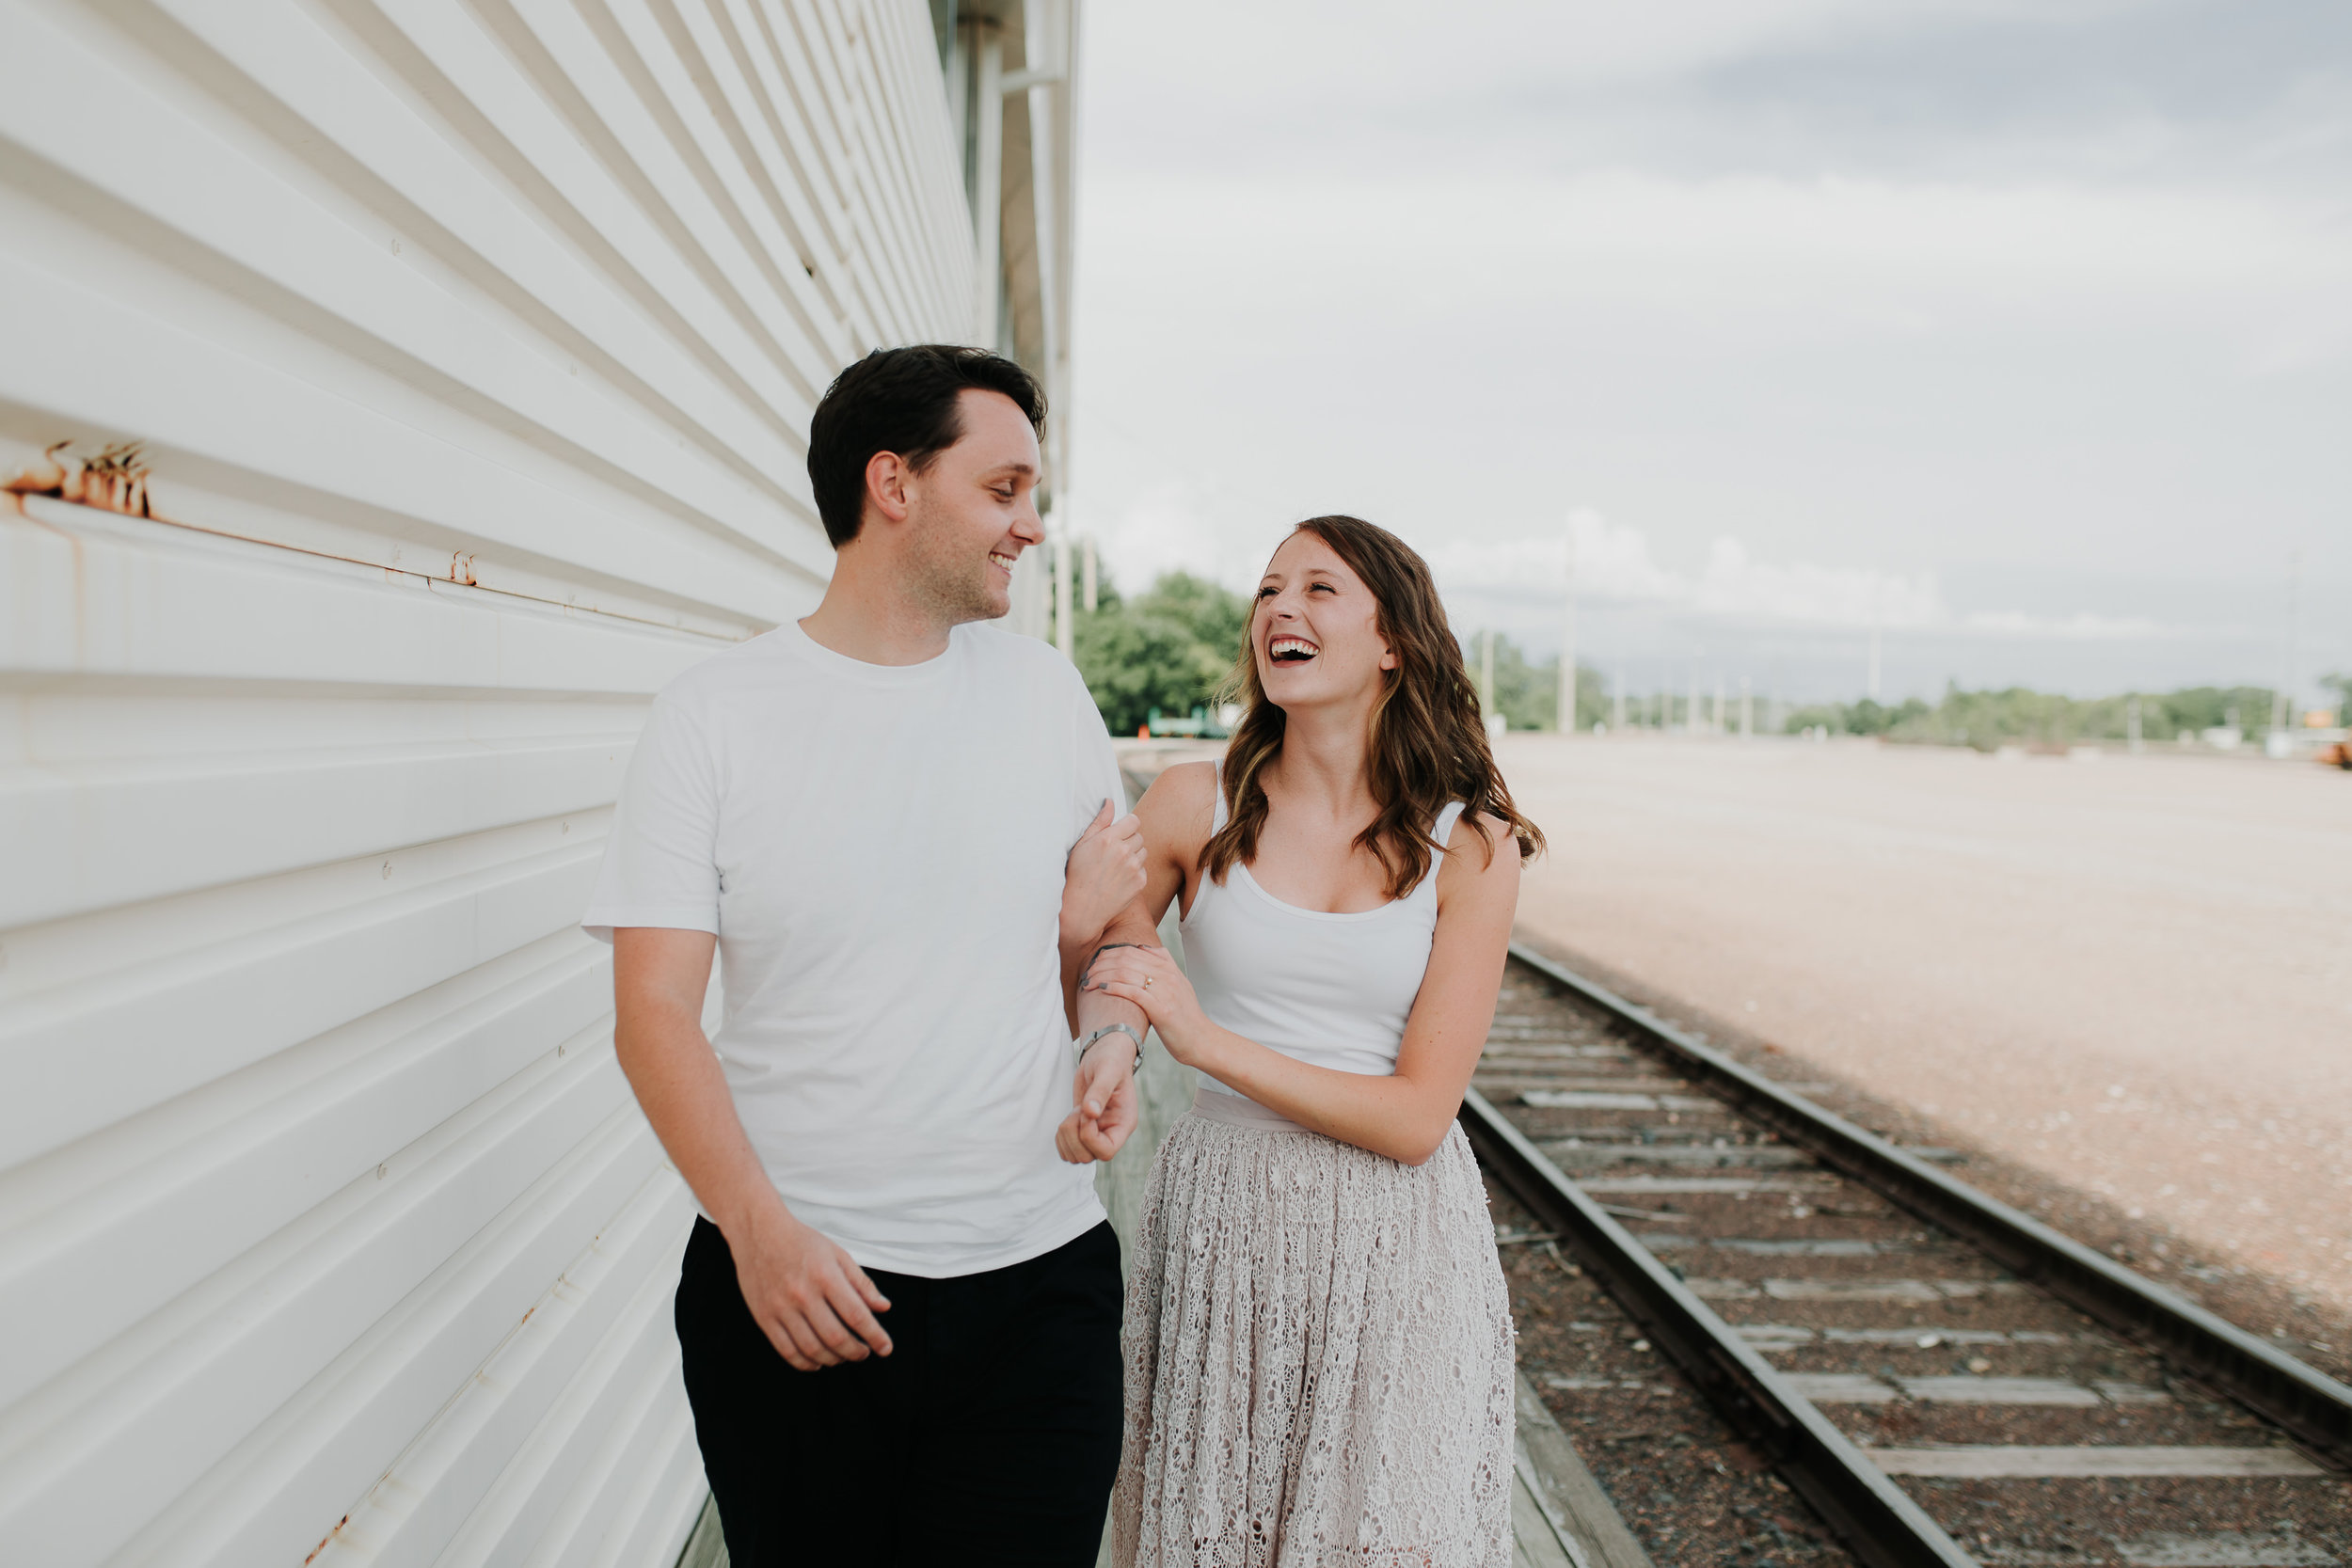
[675,1217,1123,1566]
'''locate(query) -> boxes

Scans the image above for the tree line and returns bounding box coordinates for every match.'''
[1071,570,2347,746]
[1782,682,2346,748]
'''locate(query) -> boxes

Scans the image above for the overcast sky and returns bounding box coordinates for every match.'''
[1065,0,2351,705]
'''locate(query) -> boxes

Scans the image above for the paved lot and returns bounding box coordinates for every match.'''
[1500,733,2352,1317]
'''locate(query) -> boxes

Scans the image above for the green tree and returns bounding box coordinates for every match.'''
[2321,673,2351,724]
[1780,698,1927,736]
[1136,572,1250,665]
[1785,682,2279,747]
[1071,569,1251,736]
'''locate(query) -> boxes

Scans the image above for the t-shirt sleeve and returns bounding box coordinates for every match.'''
[580,686,723,943]
[1067,666,1128,846]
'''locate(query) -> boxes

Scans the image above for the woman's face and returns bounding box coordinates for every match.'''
[1252,531,1396,713]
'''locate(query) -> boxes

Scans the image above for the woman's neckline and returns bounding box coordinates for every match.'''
[1197,762,1457,921]
[1226,862,1407,922]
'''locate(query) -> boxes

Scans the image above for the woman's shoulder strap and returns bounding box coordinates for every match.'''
[1415,801,1470,896]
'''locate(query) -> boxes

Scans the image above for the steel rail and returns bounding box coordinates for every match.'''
[1500,942,2352,1472]
[1461,1087,1976,1568]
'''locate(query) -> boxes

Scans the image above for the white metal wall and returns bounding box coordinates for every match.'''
[0,1,986,1562]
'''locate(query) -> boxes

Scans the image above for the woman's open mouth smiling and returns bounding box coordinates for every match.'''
[1268,636,1319,665]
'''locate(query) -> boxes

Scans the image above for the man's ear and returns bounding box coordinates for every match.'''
[862,450,915,531]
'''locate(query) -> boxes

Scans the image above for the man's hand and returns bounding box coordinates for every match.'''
[614,927,888,1370]
[1055,1036,1139,1164]
[725,1197,895,1370]
[1059,800,1147,949]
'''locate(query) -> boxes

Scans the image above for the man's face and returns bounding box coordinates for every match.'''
[901,388,1044,624]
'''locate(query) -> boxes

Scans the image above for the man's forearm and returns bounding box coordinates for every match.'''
[1058,928,1099,1033]
[615,1004,783,1241]
[1072,903,1157,1042]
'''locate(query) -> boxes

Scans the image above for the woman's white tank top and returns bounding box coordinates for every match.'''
[1181,767,1466,1105]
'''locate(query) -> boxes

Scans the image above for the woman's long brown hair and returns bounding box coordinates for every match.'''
[1203,515,1545,899]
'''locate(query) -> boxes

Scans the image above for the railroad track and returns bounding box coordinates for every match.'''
[1467,944,2352,1568]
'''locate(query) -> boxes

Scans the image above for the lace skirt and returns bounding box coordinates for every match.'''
[1110,1090,1516,1568]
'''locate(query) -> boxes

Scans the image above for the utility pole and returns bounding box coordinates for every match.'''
[1557,529,1578,735]
[2271,550,2299,747]
[967,21,1005,348]
[1053,524,1073,660]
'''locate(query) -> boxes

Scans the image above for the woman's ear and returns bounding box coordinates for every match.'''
[1377,641,1398,673]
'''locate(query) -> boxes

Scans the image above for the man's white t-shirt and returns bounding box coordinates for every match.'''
[581,619,1125,1277]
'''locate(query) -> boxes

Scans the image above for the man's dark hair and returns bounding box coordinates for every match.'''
[805,345,1046,548]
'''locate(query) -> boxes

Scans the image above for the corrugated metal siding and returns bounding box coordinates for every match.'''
[0,2,977,1562]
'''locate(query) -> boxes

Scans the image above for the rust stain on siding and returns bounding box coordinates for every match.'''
[4,439,151,517]
[303,1513,351,1564]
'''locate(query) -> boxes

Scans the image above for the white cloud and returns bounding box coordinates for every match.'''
[1088,485,1290,596]
[1428,511,2170,641]
[1957,609,2170,641]
[1692,536,1942,626]
[1427,510,1936,626]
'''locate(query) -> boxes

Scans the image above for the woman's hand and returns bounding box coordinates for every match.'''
[1082,943,1216,1068]
[1060,800,1147,948]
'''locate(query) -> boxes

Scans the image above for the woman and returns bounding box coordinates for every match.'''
[1083,515,1543,1567]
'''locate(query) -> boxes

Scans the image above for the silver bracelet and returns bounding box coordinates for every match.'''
[1075,1022,1146,1066]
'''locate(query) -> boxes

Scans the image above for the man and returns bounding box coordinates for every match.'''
[582,345,1151,1564]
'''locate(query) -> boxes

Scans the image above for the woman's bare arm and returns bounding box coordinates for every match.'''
[1108,763,1210,923]
[1073,760,1212,1006]
[1083,811,1519,1165]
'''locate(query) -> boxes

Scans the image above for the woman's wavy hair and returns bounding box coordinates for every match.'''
[1203,515,1545,899]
